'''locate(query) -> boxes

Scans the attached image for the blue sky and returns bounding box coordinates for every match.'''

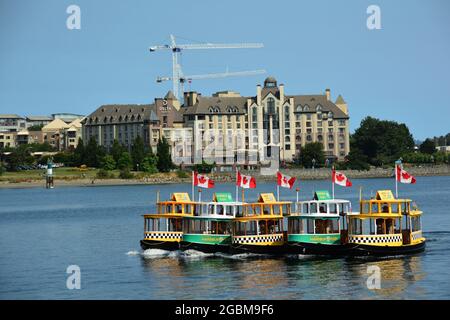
[1,0,449,140]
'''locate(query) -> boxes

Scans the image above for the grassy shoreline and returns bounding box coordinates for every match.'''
[1,165,450,189]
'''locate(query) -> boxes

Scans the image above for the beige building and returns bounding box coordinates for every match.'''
[0,132,17,148]
[181,77,350,166]
[42,118,83,151]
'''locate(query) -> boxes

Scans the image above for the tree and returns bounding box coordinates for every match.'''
[141,156,158,173]
[28,124,43,131]
[73,138,85,166]
[117,152,132,170]
[131,136,145,171]
[84,137,105,167]
[156,137,174,172]
[419,138,436,155]
[110,139,127,163]
[297,142,325,168]
[6,145,35,171]
[351,117,415,166]
[101,155,116,171]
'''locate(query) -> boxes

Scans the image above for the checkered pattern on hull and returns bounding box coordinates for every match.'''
[349,234,402,244]
[144,232,182,240]
[233,234,283,244]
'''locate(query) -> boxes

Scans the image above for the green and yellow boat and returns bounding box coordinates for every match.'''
[287,190,352,255]
[180,192,244,254]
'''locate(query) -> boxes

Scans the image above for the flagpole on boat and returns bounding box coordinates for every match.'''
[332,166,335,199]
[295,187,299,212]
[235,168,239,202]
[277,185,280,201]
[395,160,400,198]
[192,171,195,201]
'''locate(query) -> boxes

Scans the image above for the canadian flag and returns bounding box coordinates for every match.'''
[193,172,215,188]
[332,169,352,187]
[277,172,296,189]
[237,171,256,189]
[396,165,416,184]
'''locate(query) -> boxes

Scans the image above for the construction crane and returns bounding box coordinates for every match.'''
[156,68,266,95]
[149,34,264,100]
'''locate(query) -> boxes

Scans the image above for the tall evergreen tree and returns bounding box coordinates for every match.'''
[131,136,145,171]
[73,138,85,166]
[110,139,126,163]
[156,136,173,172]
[84,137,105,168]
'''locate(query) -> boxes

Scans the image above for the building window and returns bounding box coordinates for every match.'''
[267,98,276,114]
[284,105,290,121]
[340,143,345,149]
[316,105,322,112]
[318,135,323,141]
[306,135,312,142]
[306,122,311,127]
[339,120,346,126]
[303,105,310,112]
[285,144,291,150]
[252,107,257,122]
[317,121,322,127]
[328,143,334,149]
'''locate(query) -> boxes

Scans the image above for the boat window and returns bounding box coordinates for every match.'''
[235,222,247,236]
[211,221,231,234]
[175,204,182,214]
[350,219,363,235]
[225,205,233,216]
[302,203,309,214]
[394,218,401,233]
[391,203,400,214]
[319,203,327,214]
[402,202,410,214]
[329,203,337,214]
[289,219,299,234]
[307,219,315,234]
[339,203,346,215]
[310,203,318,214]
[372,203,380,213]
[283,204,291,215]
[166,204,173,214]
[246,221,258,235]
[208,204,215,215]
[385,218,395,234]
[168,218,181,232]
[411,216,421,232]
[263,205,271,215]
[217,205,225,215]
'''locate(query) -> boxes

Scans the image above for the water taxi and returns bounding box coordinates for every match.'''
[287,190,352,255]
[231,193,291,255]
[345,190,426,256]
[180,192,244,254]
[140,193,197,251]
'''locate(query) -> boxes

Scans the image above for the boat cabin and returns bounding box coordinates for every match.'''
[347,190,425,247]
[181,192,241,250]
[232,193,289,246]
[143,193,197,243]
[288,190,351,245]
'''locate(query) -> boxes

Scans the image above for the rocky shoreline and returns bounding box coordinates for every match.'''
[1,165,449,189]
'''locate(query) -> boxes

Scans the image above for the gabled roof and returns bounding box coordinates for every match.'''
[42,118,70,130]
[164,90,177,100]
[290,94,348,119]
[182,96,249,115]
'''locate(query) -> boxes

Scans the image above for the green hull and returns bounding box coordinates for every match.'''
[288,234,341,245]
[182,234,231,245]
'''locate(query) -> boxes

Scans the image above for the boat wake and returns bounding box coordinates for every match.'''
[126,250,140,256]
[139,249,275,260]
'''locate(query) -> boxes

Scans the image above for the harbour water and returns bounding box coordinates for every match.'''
[1,176,449,299]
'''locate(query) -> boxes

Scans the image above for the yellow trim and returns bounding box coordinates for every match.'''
[234,215,283,221]
[349,213,402,219]
[238,241,285,246]
[143,213,190,218]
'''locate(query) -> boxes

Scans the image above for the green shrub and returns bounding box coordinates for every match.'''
[176,170,188,178]
[119,169,133,179]
[96,169,111,179]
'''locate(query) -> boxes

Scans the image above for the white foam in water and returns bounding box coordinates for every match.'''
[141,248,172,258]
[126,250,140,256]
[181,249,215,259]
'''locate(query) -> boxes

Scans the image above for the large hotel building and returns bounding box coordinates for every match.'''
[82,77,350,167]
